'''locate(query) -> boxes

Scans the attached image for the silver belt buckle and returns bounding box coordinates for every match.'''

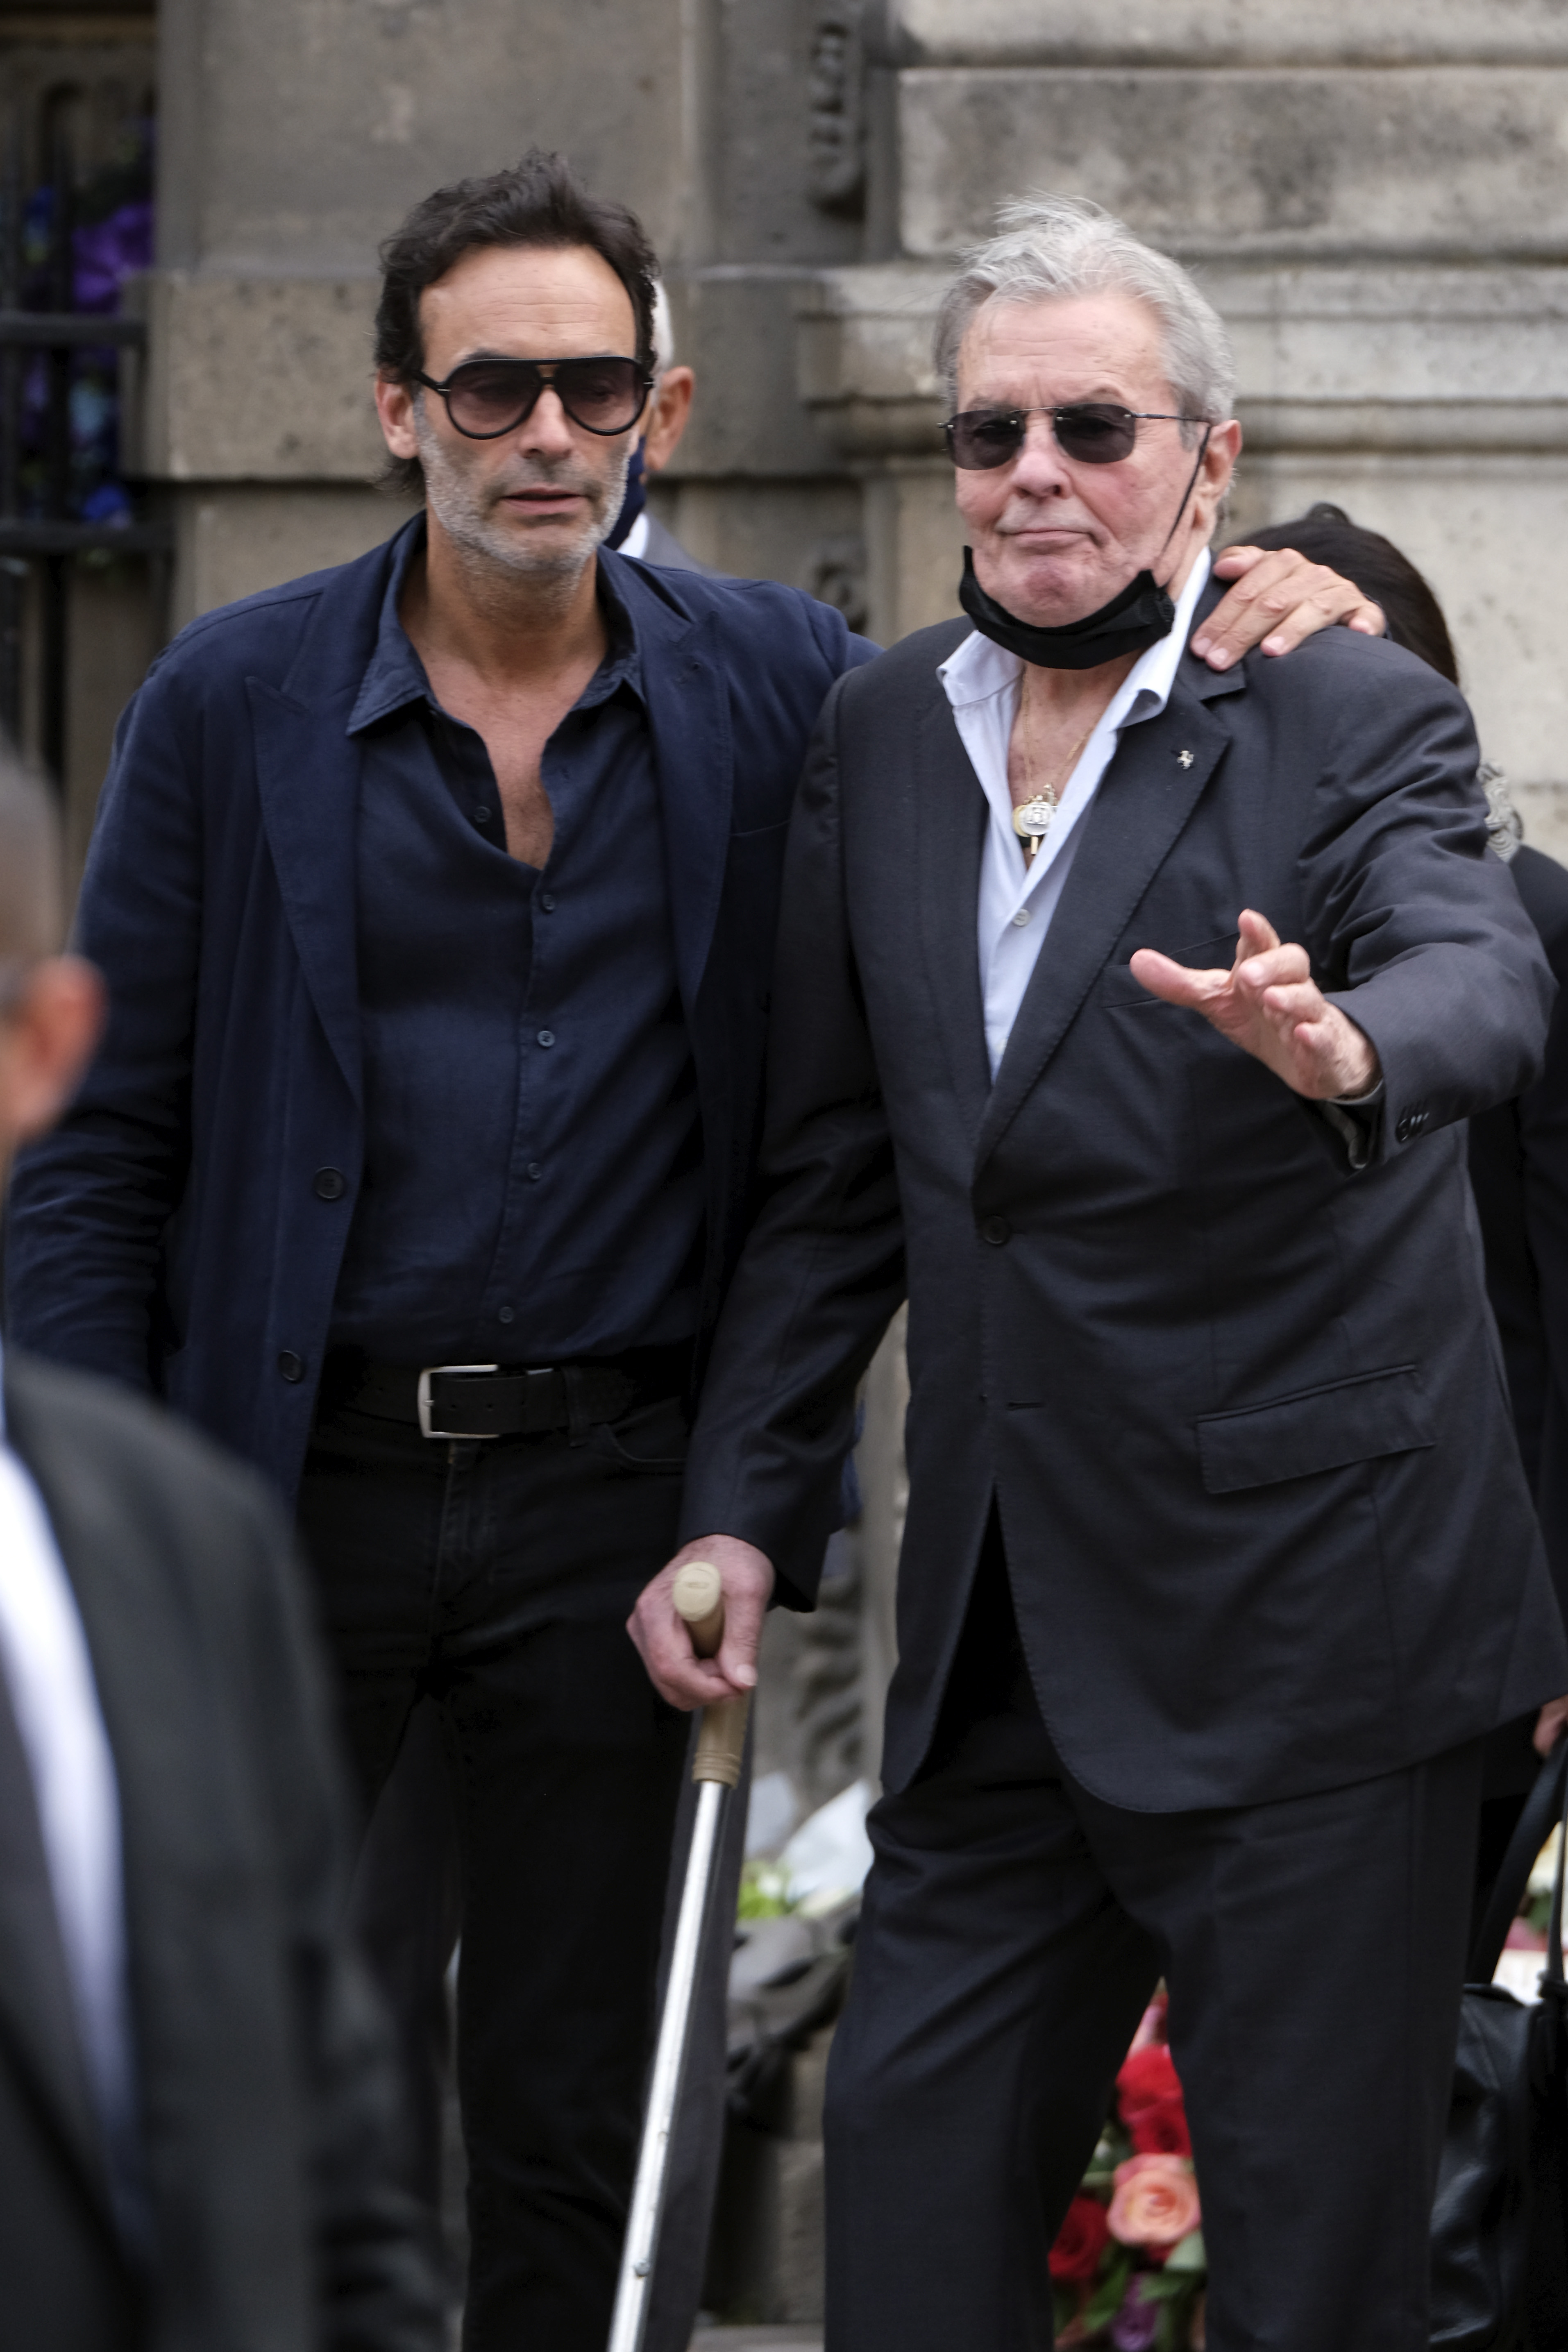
[417,1362,501,1441]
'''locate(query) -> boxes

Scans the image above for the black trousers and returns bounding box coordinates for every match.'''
[297,1387,696,2352]
[825,1536,1483,2352]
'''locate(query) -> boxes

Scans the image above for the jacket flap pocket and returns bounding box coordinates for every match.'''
[1196,1366,1433,1496]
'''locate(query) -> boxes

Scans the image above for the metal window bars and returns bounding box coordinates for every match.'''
[0,77,170,787]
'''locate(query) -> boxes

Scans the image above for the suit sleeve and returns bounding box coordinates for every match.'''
[1301,653,1556,1162]
[5,664,203,1387]
[678,674,907,1607]
[242,1504,445,2351]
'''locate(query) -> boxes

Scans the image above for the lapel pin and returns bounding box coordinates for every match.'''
[1177,748,1194,768]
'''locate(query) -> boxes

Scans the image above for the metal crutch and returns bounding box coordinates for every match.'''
[607,1559,750,2352]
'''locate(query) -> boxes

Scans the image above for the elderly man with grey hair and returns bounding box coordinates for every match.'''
[631,194,1568,2350]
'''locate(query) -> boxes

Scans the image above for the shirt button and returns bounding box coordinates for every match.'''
[498,1306,515,1326]
[539,892,557,913]
[312,1167,346,1201]
[980,1214,1012,1246]
[277,1350,306,1383]
[526,1161,542,1182]
[1011,908,1031,928]
[472,804,491,826]
[537,1029,555,1048]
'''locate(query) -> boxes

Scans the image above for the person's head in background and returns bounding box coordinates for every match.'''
[1239,503,1459,685]
[0,747,103,1175]
[606,283,696,550]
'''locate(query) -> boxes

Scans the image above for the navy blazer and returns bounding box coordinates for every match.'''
[680,588,1568,1808]
[5,529,874,1502]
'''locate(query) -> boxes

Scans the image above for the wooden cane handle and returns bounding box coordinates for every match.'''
[672,1560,750,1788]
[673,1559,725,1657]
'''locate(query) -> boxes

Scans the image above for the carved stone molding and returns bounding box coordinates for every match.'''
[807,0,865,216]
[800,532,869,633]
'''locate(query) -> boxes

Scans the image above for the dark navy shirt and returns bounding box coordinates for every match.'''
[329,526,704,1365]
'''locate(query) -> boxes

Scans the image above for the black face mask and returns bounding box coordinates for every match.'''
[959,551,1175,670]
[605,437,647,551]
[957,426,1210,671]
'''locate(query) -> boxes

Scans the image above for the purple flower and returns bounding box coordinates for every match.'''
[1109,2273,1163,2352]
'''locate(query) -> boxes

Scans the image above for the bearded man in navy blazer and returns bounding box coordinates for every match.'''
[632,195,1568,2352]
[4,145,1395,2343]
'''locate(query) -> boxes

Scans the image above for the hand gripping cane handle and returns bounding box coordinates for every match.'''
[672,1560,750,1786]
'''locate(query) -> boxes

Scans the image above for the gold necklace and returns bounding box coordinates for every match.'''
[1011,673,1097,863]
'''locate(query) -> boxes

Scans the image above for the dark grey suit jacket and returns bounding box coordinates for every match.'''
[0,1352,440,2352]
[680,585,1568,1808]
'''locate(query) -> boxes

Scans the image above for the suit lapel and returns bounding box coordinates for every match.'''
[976,666,1240,1170]
[3,1371,217,2238]
[632,586,733,1012]
[250,677,364,1105]
[0,1384,121,2224]
[916,691,992,1145]
[0,1726,107,2216]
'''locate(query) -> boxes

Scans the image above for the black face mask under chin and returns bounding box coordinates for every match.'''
[959,553,1175,671]
[958,426,1211,671]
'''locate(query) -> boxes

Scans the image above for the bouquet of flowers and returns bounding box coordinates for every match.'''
[1050,1992,1207,2350]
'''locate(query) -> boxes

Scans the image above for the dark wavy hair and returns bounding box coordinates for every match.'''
[1237,502,1459,686]
[374,149,659,499]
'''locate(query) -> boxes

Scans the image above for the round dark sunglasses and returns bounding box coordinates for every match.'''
[944,402,1205,471]
[414,355,654,440]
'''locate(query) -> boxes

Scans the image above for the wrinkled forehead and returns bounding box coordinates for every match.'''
[955,289,1171,409]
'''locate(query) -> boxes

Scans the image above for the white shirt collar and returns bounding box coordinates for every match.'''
[938,544,1212,725]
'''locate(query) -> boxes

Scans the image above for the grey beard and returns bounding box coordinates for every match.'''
[415,405,631,588]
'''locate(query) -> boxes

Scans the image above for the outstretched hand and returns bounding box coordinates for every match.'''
[1190,545,1386,673]
[628,1533,775,1710]
[1130,909,1380,1101]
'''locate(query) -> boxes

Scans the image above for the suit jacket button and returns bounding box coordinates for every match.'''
[277,1350,306,1383]
[1395,1114,1413,1144]
[980,1214,1012,1245]
[313,1167,346,1201]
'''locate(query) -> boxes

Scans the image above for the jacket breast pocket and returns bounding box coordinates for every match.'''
[1195,1365,1434,1496]
[1102,932,1240,1010]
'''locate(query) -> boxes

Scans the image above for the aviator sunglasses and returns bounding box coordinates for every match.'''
[413,354,654,440]
[944,401,1206,471]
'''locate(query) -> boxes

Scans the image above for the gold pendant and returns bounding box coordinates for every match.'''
[1012,795,1055,853]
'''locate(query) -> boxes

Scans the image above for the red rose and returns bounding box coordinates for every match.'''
[1049,2192,1111,2284]
[1117,2043,1182,2122]
[1128,2096,1192,2159]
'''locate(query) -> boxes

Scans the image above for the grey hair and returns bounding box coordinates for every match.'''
[934,193,1236,443]
[0,740,63,962]
[652,282,675,377]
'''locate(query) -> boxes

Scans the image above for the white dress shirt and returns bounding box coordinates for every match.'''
[0,1345,138,2205]
[939,549,1212,1075]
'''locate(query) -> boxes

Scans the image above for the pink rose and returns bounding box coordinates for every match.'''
[1106,2153,1201,2256]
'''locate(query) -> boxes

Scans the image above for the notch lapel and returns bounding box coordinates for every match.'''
[0,1689,108,2221]
[916,692,992,1145]
[637,601,733,1012]
[249,678,363,1104]
[975,670,1239,1170]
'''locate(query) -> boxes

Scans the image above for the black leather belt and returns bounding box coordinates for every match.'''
[342,1345,691,1442]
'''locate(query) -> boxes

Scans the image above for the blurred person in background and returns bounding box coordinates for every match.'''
[604,282,706,569]
[4,141,1383,2346]
[1244,503,1568,1903]
[0,746,440,2352]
